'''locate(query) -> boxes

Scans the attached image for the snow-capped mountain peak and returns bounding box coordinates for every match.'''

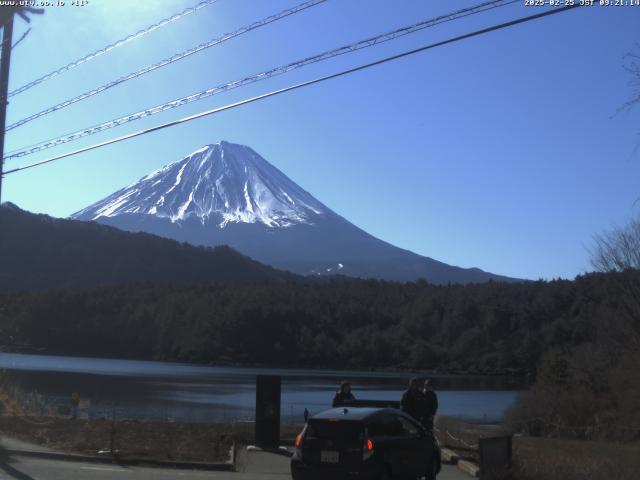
[73,141,326,228]
[71,140,518,284]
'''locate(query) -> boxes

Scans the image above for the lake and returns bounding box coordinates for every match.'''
[0,353,523,424]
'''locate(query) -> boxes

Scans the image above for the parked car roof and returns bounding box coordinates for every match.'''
[311,407,400,421]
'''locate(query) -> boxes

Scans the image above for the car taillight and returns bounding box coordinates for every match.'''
[363,438,374,461]
[292,430,306,460]
[293,424,307,460]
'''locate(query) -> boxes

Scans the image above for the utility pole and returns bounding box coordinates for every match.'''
[0,13,14,204]
[0,6,43,203]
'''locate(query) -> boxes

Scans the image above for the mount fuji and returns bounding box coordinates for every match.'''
[72,141,516,284]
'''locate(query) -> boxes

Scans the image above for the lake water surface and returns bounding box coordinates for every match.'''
[0,353,523,423]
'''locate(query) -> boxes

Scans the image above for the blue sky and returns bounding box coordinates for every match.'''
[2,0,639,280]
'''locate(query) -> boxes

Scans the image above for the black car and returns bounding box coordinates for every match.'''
[291,407,441,480]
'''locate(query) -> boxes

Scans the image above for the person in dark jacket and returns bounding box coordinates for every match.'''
[332,381,356,407]
[422,378,438,430]
[400,377,426,422]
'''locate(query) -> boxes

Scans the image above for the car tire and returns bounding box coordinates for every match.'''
[424,461,438,480]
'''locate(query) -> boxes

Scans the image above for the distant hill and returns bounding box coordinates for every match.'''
[0,203,296,291]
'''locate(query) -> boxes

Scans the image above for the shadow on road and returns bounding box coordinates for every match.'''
[0,450,37,480]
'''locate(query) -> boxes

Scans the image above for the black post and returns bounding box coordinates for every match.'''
[478,435,512,478]
[255,375,281,449]
[0,13,14,203]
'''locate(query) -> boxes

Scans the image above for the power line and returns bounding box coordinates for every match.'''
[0,6,44,203]
[4,0,518,160]
[0,26,31,50]
[11,27,31,50]
[3,3,584,177]
[6,0,328,132]
[8,0,219,98]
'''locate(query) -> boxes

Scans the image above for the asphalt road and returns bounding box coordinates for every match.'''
[236,448,469,480]
[0,455,284,480]
[0,451,469,480]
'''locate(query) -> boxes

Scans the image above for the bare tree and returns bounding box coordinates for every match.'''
[590,218,640,353]
[621,45,640,113]
[591,218,640,272]
[618,45,640,158]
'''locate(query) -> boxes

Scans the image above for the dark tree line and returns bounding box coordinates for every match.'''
[0,271,633,375]
[0,203,296,291]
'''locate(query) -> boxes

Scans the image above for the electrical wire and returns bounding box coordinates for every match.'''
[0,27,31,51]
[8,0,219,97]
[6,0,328,132]
[4,0,519,160]
[11,27,30,50]
[2,3,584,177]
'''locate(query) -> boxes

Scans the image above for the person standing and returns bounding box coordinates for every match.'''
[332,381,356,407]
[422,378,438,430]
[401,378,426,423]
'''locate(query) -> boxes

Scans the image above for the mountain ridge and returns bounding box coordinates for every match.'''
[73,141,327,228]
[0,202,297,291]
[72,141,520,284]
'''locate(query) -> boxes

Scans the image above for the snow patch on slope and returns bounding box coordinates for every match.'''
[72,141,328,229]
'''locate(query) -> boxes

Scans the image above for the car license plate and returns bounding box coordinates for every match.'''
[320,450,339,463]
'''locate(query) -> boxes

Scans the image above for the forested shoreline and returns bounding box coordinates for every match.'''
[0,271,633,374]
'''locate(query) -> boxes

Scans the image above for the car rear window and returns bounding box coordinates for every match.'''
[306,420,364,441]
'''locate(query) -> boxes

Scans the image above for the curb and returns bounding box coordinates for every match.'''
[246,445,293,458]
[0,448,234,471]
[457,459,480,478]
[440,448,460,465]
